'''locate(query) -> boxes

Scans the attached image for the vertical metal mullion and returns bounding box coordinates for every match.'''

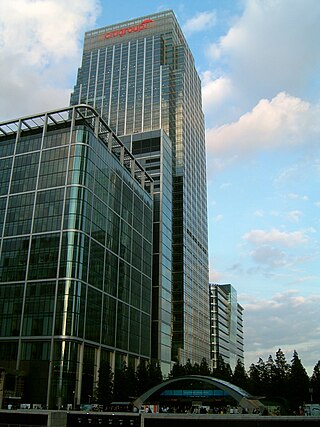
[159,65,162,129]
[4,120,22,372]
[141,38,146,131]
[124,42,130,135]
[93,49,100,108]
[115,44,123,135]
[133,40,138,132]
[46,107,76,408]
[78,83,82,104]
[0,129,19,256]
[150,36,155,129]
[17,118,45,359]
[86,52,93,104]
[108,46,115,127]
[101,47,108,118]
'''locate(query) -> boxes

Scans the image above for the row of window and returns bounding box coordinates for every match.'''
[0,280,151,354]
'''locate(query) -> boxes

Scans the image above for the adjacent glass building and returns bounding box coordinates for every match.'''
[209,284,244,371]
[71,10,210,372]
[0,105,153,408]
[121,130,172,372]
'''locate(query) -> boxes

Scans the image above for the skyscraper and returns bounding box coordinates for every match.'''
[71,10,210,371]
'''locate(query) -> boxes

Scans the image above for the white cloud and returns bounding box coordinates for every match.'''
[1,0,98,63]
[213,214,223,223]
[209,270,221,283]
[206,92,320,161]
[243,291,320,374]
[249,246,288,269]
[275,166,301,185]
[183,11,216,35]
[243,228,308,248]
[208,0,320,100]
[240,228,315,271]
[207,43,222,61]
[0,0,100,120]
[219,182,231,190]
[287,210,303,223]
[289,275,320,286]
[287,193,309,201]
[206,155,239,172]
[253,210,264,217]
[201,71,233,115]
[275,161,320,186]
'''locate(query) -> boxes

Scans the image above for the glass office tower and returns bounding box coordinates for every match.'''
[121,130,173,374]
[209,284,244,371]
[71,10,210,369]
[0,105,153,408]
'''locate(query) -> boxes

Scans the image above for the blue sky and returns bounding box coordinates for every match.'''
[0,0,319,374]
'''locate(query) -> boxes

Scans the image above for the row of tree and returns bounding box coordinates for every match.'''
[95,349,320,411]
[95,359,163,407]
[219,349,318,411]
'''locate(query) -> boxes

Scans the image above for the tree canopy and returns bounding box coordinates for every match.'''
[94,350,318,413]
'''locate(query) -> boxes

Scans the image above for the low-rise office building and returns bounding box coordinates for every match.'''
[0,105,153,409]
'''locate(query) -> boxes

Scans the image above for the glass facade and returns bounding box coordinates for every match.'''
[209,284,244,371]
[71,10,210,368]
[122,129,172,375]
[0,105,153,408]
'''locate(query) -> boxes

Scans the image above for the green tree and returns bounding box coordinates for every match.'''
[136,360,149,395]
[264,354,275,396]
[310,360,320,403]
[273,349,290,398]
[95,360,114,407]
[185,359,194,375]
[113,361,130,401]
[192,362,201,375]
[199,358,211,376]
[232,359,249,391]
[248,362,261,395]
[168,362,185,378]
[213,355,232,382]
[126,364,137,400]
[147,361,163,388]
[288,350,310,411]
[248,357,270,396]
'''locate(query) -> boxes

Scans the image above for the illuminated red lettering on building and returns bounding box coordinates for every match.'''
[104,19,155,40]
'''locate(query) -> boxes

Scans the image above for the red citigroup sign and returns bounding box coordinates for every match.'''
[104,19,156,39]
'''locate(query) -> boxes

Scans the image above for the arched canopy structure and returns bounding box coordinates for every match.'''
[133,375,263,412]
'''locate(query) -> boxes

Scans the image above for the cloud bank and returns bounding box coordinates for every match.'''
[243,228,308,248]
[0,0,100,120]
[208,0,320,100]
[206,92,320,161]
[183,11,216,35]
[243,291,320,374]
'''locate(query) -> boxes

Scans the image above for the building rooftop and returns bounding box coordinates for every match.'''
[0,104,153,194]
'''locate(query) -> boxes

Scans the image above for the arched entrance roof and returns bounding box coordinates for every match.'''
[133,375,262,411]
